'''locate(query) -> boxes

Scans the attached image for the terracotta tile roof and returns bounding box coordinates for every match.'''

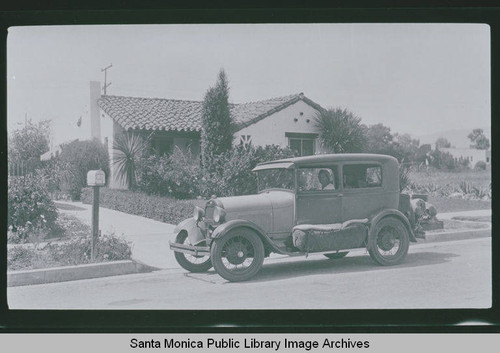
[97,93,322,132]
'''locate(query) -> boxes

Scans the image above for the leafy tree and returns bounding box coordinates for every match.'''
[201,69,234,171]
[429,149,456,170]
[435,137,451,149]
[59,139,110,199]
[415,144,432,165]
[113,132,150,189]
[314,108,366,153]
[364,123,394,155]
[8,119,51,164]
[393,133,420,162]
[468,128,490,150]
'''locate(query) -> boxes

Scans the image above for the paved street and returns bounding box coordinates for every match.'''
[8,237,491,309]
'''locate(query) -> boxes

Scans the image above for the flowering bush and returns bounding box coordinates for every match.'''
[200,145,296,197]
[134,144,296,199]
[136,148,202,199]
[8,174,59,241]
[47,233,132,266]
[8,232,132,270]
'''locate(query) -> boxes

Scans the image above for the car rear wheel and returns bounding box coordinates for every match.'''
[368,217,409,266]
[324,251,349,259]
[210,228,264,282]
[174,231,212,272]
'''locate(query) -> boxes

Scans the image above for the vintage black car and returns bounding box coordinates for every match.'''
[170,154,427,282]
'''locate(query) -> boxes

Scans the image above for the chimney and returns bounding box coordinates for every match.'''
[90,81,102,141]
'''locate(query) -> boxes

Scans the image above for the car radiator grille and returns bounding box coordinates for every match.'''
[205,205,214,220]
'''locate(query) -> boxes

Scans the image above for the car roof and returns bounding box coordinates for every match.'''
[256,153,398,167]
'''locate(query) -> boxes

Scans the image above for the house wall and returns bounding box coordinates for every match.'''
[440,147,490,166]
[235,100,324,153]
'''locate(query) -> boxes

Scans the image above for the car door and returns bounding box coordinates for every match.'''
[340,162,386,221]
[295,166,342,225]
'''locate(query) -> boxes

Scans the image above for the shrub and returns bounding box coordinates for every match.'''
[135,154,172,195]
[39,159,77,198]
[136,144,295,199]
[8,174,59,241]
[200,144,296,197]
[81,187,199,224]
[58,139,109,200]
[7,246,45,271]
[8,233,132,270]
[112,131,151,189]
[136,148,202,199]
[474,161,487,170]
[429,149,456,170]
[47,233,132,266]
[399,164,412,192]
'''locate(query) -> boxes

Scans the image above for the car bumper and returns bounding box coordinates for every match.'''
[169,241,210,256]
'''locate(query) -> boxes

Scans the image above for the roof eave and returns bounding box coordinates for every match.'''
[234,94,325,132]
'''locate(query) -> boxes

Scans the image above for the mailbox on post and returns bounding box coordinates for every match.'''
[87,169,106,262]
[87,169,106,187]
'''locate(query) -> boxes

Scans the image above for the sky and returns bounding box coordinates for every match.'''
[7,24,490,146]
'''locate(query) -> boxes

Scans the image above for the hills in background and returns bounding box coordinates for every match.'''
[412,127,491,149]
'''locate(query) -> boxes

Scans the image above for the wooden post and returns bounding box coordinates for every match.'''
[91,186,100,262]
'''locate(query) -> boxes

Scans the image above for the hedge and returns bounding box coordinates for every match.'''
[81,187,204,225]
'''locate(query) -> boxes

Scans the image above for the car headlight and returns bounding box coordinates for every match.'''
[193,206,205,221]
[213,206,226,223]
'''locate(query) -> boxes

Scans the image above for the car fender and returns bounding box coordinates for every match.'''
[211,219,283,254]
[368,208,417,243]
[174,218,205,245]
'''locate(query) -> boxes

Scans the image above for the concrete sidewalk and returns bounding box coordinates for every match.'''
[56,201,491,270]
[56,201,177,270]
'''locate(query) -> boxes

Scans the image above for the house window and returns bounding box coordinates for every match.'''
[153,136,173,155]
[286,132,318,156]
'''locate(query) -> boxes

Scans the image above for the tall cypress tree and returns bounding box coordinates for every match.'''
[201,69,234,171]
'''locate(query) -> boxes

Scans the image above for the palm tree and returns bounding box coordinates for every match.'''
[314,107,366,153]
[112,131,150,189]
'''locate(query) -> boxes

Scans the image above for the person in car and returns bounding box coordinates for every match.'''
[318,169,335,190]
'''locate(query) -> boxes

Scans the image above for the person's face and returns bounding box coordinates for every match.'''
[319,172,329,186]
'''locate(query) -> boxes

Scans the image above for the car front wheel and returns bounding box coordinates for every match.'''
[368,217,409,266]
[210,228,264,282]
[174,231,212,272]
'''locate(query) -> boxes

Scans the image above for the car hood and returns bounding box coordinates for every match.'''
[216,191,295,232]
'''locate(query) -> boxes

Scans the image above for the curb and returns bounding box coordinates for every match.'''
[7,260,158,287]
[422,227,491,243]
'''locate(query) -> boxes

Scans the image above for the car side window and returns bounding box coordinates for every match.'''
[343,164,382,189]
[298,167,339,192]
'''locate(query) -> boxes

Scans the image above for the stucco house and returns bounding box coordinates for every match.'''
[89,82,325,188]
[438,147,491,167]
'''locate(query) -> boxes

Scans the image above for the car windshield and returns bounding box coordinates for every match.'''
[256,168,295,192]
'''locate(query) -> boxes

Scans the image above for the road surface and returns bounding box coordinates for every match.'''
[8,238,491,309]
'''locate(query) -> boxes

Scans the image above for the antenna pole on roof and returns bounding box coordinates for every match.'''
[101,63,113,95]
